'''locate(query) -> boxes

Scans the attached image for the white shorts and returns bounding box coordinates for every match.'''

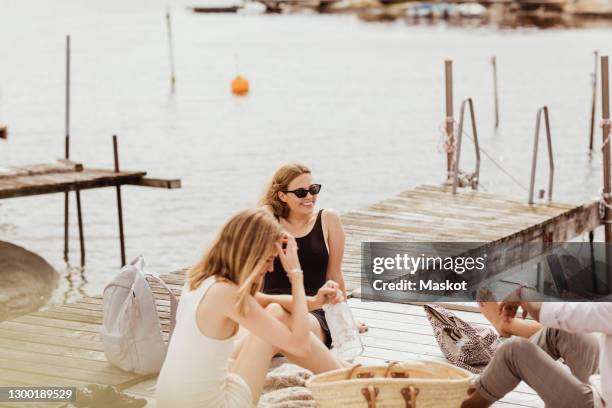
[156,373,253,408]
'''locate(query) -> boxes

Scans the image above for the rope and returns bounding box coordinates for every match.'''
[438,117,457,156]
[598,188,612,223]
[601,118,612,151]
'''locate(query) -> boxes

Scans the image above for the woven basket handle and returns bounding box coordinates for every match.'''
[400,386,420,408]
[360,385,379,408]
[348,364,374,379]
[384,361,409,378]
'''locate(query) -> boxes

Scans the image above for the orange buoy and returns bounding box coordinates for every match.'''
[231,75,249,95]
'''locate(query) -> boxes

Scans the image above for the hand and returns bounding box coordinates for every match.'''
[315,280,343,308]
[275,234,301,277]
[499,287,527,322]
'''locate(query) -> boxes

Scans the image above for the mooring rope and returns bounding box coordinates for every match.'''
[598,188,612,223]
[600,118,612,151]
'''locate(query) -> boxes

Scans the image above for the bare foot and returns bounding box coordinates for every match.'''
[357,321,368,333]
[478,301,510,337]
[461,388,494,408]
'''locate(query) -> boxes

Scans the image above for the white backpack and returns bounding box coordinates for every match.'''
[100,256,178,375]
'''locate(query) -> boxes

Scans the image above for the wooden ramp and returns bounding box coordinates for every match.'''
[0,184,600,407]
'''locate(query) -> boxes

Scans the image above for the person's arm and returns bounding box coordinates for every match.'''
[500,287,612,334]
[324,209,347,297]
[255,281,343,312]
[227,235,311,356]
[539,302,612,334]
[224,286,311,356]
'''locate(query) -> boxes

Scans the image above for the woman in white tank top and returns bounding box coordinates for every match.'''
[156,209,344,407]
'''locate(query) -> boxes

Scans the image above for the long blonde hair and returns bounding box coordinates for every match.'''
[188,208,283,315]
[260,163,311,219]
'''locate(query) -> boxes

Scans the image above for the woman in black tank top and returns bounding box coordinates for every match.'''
[259,164,367,349]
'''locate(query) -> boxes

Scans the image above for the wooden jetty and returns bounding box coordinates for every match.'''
[0,184,602,407]
[0,156,180,267]
[0,161,179,199]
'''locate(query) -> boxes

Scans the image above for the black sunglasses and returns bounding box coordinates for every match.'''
[283,184,322,198]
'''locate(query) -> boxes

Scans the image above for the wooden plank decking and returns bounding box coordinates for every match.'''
[341,185,600,292]
[0,184,600,407]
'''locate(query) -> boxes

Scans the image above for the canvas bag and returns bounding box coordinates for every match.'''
[100,256,178,375]
[424,304,500,373]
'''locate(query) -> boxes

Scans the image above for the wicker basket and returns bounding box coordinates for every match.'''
[306,360,475,408]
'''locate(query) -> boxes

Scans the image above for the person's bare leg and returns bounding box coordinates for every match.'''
[268,303,344,372]
[478,301,542,338]
[230,326,250,359]
[231,307,326,360]
[283,332,343,373]
[308,313,326,343]
[231,328,279,404]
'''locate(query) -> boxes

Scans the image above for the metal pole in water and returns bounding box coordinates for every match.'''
[445,60,454,180]
[63,35,71,263]
[166,11,176,90]
[113,135,126,266]
[589,50,599,152]
[601,56,611,240]
[492,55,499,129]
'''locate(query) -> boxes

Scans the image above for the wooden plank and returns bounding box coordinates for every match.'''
[0,368,91,387]
[0,169,146,199]
[126,177,181,189]
[0,357,131,385]
[0,338,108,362]
[11,315,101,333]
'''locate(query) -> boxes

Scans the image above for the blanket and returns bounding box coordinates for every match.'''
[258,358,316,408]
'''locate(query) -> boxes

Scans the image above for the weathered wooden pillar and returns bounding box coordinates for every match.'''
[492,56,499,129]
[113,135,126,267]
[445,60,454,180]
[63,35,71,263]
[589,51,599,152]
[601,56,611,241]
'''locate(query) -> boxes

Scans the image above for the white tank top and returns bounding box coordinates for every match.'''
[156,276,238,405]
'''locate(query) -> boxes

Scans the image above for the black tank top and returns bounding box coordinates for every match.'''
[263,210,329,297]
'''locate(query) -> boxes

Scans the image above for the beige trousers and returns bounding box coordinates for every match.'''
[476,328,600,408]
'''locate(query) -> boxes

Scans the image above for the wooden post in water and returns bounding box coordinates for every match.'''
[590,50,599,152]
[63,35,71,263]
[166,11,176,90]
[445,60,454,180]
[63,35,86,266]
[492,55,499,129]
[601,56,612,237]
[113,135,126,266]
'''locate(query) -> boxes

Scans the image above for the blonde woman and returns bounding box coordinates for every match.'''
[156,209,343,408]
[259,163,367,350]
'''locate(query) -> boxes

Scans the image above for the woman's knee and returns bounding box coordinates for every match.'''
[497,337,537,360]
[265,303,290,323]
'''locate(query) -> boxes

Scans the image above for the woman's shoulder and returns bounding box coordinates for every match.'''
[203,278,238,300]
[321,208,341,224]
